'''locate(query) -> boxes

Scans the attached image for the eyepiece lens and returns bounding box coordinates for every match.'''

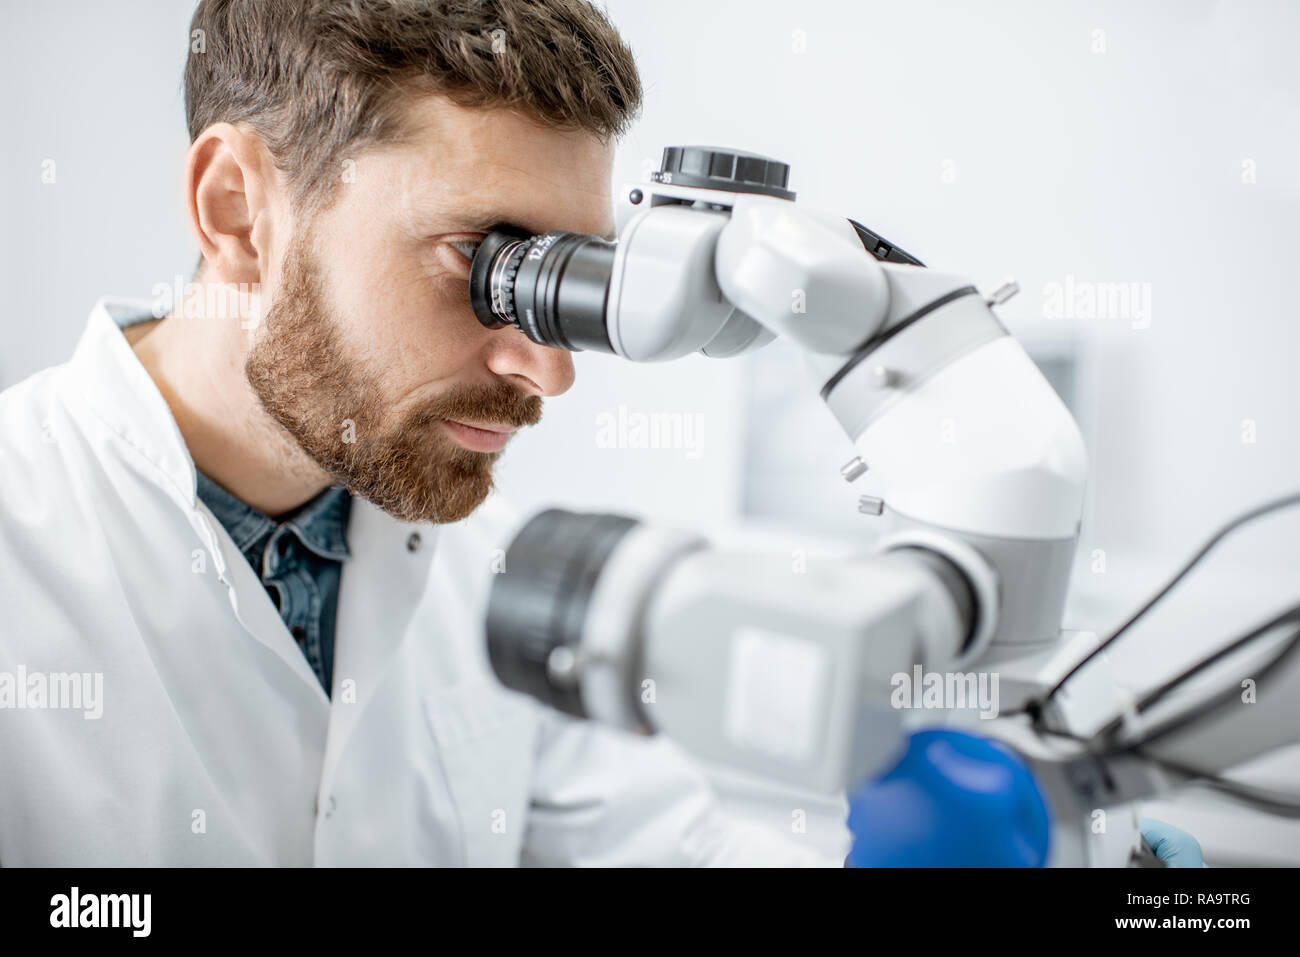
[468,225,616,353]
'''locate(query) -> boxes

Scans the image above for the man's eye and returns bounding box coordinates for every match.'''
[448,239,482,262]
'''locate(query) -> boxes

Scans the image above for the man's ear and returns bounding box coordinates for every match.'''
[185,122,280,287]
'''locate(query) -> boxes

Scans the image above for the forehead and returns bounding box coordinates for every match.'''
[385,93,617,239]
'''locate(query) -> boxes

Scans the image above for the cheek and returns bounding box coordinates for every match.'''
[418,266,488,356]
[346,255,487,391]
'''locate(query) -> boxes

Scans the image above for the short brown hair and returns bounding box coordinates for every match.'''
[184,0,642,213]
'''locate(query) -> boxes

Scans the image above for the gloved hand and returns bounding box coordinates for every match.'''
[1140,817,1209,867]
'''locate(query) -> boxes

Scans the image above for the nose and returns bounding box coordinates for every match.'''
[483,329,576,397]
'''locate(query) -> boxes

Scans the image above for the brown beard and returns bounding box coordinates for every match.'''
[245,230,542,524]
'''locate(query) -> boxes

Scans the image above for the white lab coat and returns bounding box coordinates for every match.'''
[0,298,839,866]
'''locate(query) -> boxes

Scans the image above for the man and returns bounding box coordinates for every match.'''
[0,0,840,866]
[0,0,1210,869]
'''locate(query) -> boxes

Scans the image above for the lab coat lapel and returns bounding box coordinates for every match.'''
[73,300,333,706]
[192,504,332,703]
[319,496,435,796]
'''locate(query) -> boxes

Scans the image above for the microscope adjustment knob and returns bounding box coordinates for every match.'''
[858,495,885,516]
[841,456,868,482]
[654,146,796,201]
[985,277,1020,307]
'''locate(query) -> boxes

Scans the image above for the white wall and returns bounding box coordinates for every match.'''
[0,0,196,386]
[4,0,1299,865]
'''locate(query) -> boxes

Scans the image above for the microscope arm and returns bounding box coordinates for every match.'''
[502,188,1090,789]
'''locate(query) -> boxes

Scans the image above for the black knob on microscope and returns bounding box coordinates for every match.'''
[654,145,795,200]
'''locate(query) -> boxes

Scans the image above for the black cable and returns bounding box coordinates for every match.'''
[1106,622,1300,754]
[1027,620,1300,818]
[1041,490,1300,704]
[1027,722,1300,818]
[953,494,1300,820]
[1004,492,1300,820]
[1130,750,1300,819]
[1089,603,1300,745]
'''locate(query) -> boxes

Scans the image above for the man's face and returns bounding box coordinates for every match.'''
[245,94,614,523]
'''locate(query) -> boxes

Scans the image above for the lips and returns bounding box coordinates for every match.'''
[448,420,518,434]
[442,419,517,453]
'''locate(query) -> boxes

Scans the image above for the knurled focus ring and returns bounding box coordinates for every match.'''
[490,241,529,327]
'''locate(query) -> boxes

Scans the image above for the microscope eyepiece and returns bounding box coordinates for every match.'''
[466,146,799,357]
[469,225,616,353]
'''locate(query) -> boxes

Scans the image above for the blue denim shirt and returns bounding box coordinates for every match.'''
[195,469,352,698]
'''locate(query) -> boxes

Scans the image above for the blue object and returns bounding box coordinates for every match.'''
[1140,817,1209,867]
[846,728,1052,867]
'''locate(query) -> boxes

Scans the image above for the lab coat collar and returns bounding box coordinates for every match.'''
[67,298,199,513]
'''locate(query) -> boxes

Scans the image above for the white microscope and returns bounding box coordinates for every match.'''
[467,146,1300,866]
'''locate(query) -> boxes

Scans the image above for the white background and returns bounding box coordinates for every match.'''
[3,0,1299,865]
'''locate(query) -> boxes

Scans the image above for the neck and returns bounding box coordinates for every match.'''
[131,280,332,517]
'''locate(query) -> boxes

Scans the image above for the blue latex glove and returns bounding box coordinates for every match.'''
[846,728,1052,867]
[1140,817,1209,867]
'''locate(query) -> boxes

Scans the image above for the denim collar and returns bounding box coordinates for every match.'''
[195,469,352,562]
